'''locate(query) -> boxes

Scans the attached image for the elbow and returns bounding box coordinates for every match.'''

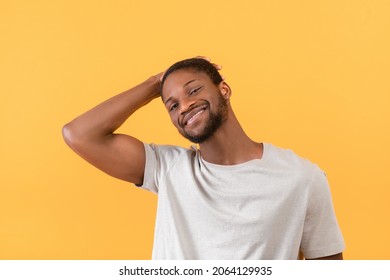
[62,122,81,150]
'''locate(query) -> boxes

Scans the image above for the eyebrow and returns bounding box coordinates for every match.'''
[184,79,197,87]
[163,79,198,105]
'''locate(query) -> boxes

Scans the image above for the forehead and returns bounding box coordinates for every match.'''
[161,69,212,98]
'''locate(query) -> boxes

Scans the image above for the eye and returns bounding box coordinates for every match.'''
[190,86,202,95]
[169,103,179,112]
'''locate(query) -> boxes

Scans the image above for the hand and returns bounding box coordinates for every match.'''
[194,56,224,80]
[195,56,223,72]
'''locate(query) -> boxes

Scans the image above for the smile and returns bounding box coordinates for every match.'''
[186,109,205,126]
[182,105,207,127]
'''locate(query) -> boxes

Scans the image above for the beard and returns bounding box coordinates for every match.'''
[179,95,228,144]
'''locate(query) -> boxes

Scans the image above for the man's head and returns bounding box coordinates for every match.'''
[161,58,231,144]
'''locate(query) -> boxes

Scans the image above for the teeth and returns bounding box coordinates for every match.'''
[187,109,204,125]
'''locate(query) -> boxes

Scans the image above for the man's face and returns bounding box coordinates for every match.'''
[162,69,229,143]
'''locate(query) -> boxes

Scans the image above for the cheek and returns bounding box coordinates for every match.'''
[169,113,180,128]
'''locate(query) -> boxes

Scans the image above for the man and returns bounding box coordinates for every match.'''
[63,57,345,260]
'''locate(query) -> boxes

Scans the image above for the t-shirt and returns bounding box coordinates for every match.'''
[139,142,345,259]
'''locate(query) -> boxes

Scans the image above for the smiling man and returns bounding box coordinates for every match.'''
[63,58,345,260]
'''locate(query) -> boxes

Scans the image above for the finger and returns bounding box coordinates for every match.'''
[212,63,222,70]
[194,55,211,62]
[194,56,222,70]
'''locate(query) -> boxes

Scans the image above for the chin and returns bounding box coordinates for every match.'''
[182,129,215,144]
[179,106,225,143]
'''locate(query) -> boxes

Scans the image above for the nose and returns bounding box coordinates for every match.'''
[179,97,196,115]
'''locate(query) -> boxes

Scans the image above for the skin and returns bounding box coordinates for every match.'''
[308,253,343,260]
[62,59,343,260]
[162,70,229,144]
[162,69,262,165]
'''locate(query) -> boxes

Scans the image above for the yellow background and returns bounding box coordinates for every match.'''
[1,0,389,259]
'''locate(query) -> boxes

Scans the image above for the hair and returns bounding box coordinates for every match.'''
[160,58,223,92]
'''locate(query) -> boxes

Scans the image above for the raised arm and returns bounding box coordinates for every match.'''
[62,73,162,185]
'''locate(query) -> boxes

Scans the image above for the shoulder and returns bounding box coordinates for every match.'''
[266,143,327,187]
[144,143,193,157]
[141,143,197,190]
[267,143,321,171]
[143,143,195,167]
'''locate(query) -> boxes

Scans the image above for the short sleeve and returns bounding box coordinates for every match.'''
[300,168,345,259]
[136,143,160,194]
[136,143,190,194]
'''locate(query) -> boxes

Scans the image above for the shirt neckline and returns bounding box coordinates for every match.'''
[193,142,270,170]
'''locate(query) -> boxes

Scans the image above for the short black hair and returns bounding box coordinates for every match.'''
[161,58,223,92]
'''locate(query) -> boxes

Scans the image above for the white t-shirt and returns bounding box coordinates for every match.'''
[140,142,345,259]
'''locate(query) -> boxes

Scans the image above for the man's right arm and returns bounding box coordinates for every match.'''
[62,74,162,185]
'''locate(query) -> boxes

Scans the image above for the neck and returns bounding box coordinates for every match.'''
[198,109,263,165]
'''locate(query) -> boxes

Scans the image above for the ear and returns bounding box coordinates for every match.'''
[218,81,232,100]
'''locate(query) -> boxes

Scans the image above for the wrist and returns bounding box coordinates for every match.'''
[145,74,162,95]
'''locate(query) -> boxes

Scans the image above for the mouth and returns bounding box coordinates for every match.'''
[182,105,207,127]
